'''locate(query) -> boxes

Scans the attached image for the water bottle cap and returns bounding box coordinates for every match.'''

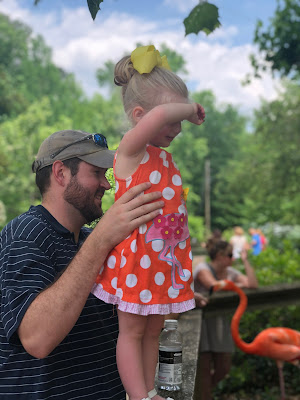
[164,319,178,329]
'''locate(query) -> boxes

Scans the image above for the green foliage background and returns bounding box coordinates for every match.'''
[1,11,299,239]
[1,4,300,399]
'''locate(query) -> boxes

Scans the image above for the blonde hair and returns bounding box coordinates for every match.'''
[234,226,244,235]
[114,55,188,124]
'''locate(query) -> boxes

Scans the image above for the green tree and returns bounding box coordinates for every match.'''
[215,81,300,227]
[183,91,247,230]
[0,98,74,226]
[247,0,300,81]
[0,13,84,122]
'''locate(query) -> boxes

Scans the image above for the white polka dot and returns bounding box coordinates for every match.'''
[180,269,191,282]
[159,151,167,160]
[140,255,151,269]
[162,187,175,200]
[126,176,132,188]
[131,239,137,253]
[163,160,169,168]
[149,170,161,185]
[179,241,186,249]
[111,277,118,289]
[120,255,127,268]
[141,151,150,164]
[172,174,182,186]
[139,224,147,234]
[190,282,195,292]
[96,282,103,289]
[115,180,119,193]
[126,274,138,288]
[189,251,193,260]
[116,288,123,298]
[140,289,152,303]
[166,252,172,266]
[155,272,165,285]
[168,286,180,299]
[172,157,179,170]
[99,265,104,274]
[178,205,186,214]
[107,255,116,269]
[152,240,164,252]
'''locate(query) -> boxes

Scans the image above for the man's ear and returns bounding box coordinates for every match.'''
[132,106,146,124]
[52,160,69,186]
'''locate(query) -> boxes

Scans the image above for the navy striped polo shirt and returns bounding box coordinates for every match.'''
[0,205,125,399]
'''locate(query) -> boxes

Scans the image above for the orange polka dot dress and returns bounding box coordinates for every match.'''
[91,145,195,315]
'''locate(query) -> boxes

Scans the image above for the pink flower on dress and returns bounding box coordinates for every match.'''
[168,213,178,226]
[178,213,186,227]
[174,227,183,240]
[153,215,166,228]
[161,227,173,240]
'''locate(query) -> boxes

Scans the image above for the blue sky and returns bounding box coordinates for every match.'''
[0,0,280,114]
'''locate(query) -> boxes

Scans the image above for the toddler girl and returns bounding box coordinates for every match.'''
[92,45,205,400]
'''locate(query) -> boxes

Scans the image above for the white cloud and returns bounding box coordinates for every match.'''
[0,0,280,113]
[163,0,198,14]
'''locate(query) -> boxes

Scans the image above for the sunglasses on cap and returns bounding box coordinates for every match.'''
[50,133,108,159]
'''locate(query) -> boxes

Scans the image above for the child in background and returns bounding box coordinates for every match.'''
[92,45,205,400]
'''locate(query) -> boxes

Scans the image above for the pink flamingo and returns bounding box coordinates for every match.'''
[213,280,300,400]
[145,212,190,290]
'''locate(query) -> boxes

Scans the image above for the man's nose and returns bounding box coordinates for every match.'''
[100,176,111,190]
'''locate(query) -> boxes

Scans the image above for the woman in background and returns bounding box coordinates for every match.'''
[193,238,258,400]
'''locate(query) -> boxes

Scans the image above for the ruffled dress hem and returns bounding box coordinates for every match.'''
[92,284,195,316]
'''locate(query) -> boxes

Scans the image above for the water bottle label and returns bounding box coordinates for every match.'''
[158,350,182,385]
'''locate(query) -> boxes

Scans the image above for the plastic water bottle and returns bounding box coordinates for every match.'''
[158,319,183,391]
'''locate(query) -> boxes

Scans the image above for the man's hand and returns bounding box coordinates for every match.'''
[95,182,164,251]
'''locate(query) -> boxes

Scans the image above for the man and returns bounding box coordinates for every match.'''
[0,130,164,399]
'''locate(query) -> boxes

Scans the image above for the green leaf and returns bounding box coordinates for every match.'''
[87,0,104,20]
[184,2,221,36]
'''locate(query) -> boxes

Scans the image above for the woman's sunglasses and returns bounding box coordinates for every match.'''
[50,133,108,159]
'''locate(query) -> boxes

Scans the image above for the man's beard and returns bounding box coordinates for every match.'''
[63,175,104,224]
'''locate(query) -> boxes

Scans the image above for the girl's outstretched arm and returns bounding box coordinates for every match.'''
[116,102,205,178]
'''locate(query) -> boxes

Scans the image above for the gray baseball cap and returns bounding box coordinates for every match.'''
[32,130,115,173]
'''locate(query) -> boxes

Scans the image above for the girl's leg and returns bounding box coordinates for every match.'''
[211,352,232,386]
[117,310,148,400]
[142,314,165,399]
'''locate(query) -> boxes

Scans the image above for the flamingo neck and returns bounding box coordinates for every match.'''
[230,285,254,353]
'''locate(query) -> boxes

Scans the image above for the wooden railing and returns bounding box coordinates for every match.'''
[157,282,300,400]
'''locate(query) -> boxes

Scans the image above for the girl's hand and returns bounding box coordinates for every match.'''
[187,103,205,125]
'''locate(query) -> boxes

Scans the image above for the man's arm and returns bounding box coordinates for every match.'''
[18,182,163,358]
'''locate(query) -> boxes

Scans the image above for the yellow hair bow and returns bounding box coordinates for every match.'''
[131,45,171,74]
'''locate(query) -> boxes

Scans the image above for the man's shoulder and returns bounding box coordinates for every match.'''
[1,206,53,246]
